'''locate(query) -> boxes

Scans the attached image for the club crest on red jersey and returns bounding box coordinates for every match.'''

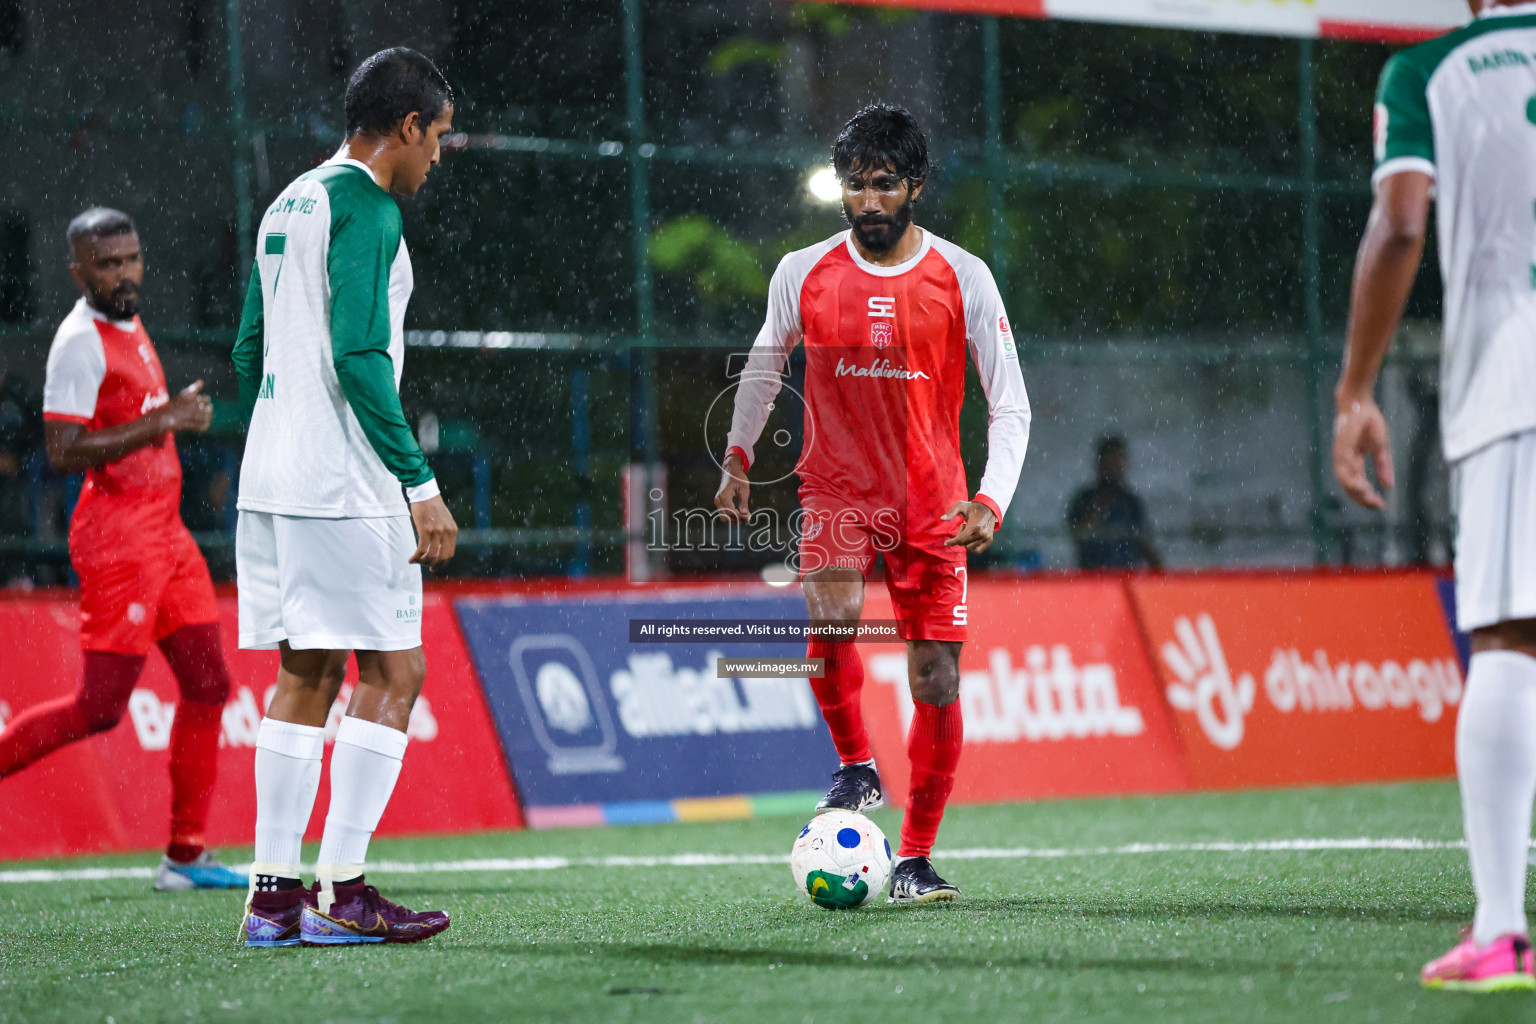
[870,320,894,349]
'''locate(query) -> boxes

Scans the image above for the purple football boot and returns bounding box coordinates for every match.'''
[301,878,451,946]
[244,887,311,947]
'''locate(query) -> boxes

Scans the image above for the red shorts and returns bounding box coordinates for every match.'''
[70,508,219,656]
[797,501,969,642]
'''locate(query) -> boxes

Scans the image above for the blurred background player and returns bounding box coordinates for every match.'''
[234,48,459,948]
[715,105,1030,904]
[1066,433,1161,570]
[0,208,244,892]
[1335,0,1536,993]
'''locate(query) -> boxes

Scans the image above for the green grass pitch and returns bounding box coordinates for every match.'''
[3,780,1535,1023]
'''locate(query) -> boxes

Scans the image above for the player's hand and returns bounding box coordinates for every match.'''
[409,494,458,570]
[160,380,214,434]
[1333,396,1394,510]
[715,453,751,522]
[942,500,997,553]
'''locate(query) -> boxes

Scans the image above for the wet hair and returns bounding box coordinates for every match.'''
[344,47,453,137]
[832,104,930,186]
[66,207,136,254]
[1096,434,1128,460]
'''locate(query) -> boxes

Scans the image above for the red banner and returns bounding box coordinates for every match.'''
[0,594,521,861]
[859,577,1189,809]
[1128,574,1461,789]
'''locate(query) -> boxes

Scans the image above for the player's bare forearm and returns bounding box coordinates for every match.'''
[942,500,997,553]
[1333,172,1430,510]
[45,381,213,473]
[1337,172,1431,406]
[714,453,751,522]
[409,493,458,570]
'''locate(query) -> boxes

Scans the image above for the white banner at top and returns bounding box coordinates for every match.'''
[1044,0,1469,41]
[792,0,1473,43]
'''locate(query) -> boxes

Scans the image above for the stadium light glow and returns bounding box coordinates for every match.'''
[806,167,841,204]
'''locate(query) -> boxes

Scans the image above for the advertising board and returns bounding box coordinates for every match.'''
[857,577,1189,809]
[0,594,521,860]
[1129,574,1462,789]
[454,590,841,827]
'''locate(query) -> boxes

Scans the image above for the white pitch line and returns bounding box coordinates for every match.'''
[0,837,1485,885]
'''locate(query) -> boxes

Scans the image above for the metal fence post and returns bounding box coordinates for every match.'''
[982,17,1008,302]
[624,0,659,471]
[1299,38,1331,564]
[224,0,252,281]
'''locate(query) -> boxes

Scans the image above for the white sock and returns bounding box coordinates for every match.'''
[316,716,408,897]
[252,718,324,885]
[1458,650,1536,944]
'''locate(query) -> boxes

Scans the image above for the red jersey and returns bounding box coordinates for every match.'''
[43,298,181,533]
[727,230,1031,552]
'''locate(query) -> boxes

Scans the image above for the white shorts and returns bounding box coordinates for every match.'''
[1452,430,1536,632]
[236,511,423,651]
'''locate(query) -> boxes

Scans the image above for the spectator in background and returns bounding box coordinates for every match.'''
[0,357,42,536]
[1066,434,1161,570]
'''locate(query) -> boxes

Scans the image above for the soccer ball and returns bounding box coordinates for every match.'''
[789,810,892,909]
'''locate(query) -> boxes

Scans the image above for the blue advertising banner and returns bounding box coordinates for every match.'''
[454,590,840,826]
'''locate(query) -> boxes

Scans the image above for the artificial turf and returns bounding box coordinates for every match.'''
[2,780,1533,1023]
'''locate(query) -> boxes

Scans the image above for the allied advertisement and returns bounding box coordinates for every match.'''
[789,0,1466,42]
[0,594,522,861]
[857,577,1189,809]
[454,590,840,827]
[1129,574,1463,789]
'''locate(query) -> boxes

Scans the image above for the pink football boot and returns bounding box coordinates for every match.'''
[1421,931,1535,992]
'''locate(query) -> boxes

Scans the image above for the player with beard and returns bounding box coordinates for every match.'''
[0,208,245,892]
[715,105,1031,903]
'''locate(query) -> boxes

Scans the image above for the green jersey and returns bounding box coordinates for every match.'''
[1374,3,1536,461]
[232,155,437,517]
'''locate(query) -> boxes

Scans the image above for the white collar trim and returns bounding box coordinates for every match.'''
[843,227,931,277]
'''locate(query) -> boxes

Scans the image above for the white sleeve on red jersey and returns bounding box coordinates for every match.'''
[42,303,106,425]
[933,237,1031,523]
[724,236,838,468]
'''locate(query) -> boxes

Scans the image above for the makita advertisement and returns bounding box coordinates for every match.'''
[454,590,840,824]
[858,577,1189,809]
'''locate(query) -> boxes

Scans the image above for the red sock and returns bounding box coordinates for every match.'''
[167,700,222,862]
[160,624,231,862]
[899,699,963,858]
[807,637,871,765]
[0,651,143,778]
[0,698,91,778]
